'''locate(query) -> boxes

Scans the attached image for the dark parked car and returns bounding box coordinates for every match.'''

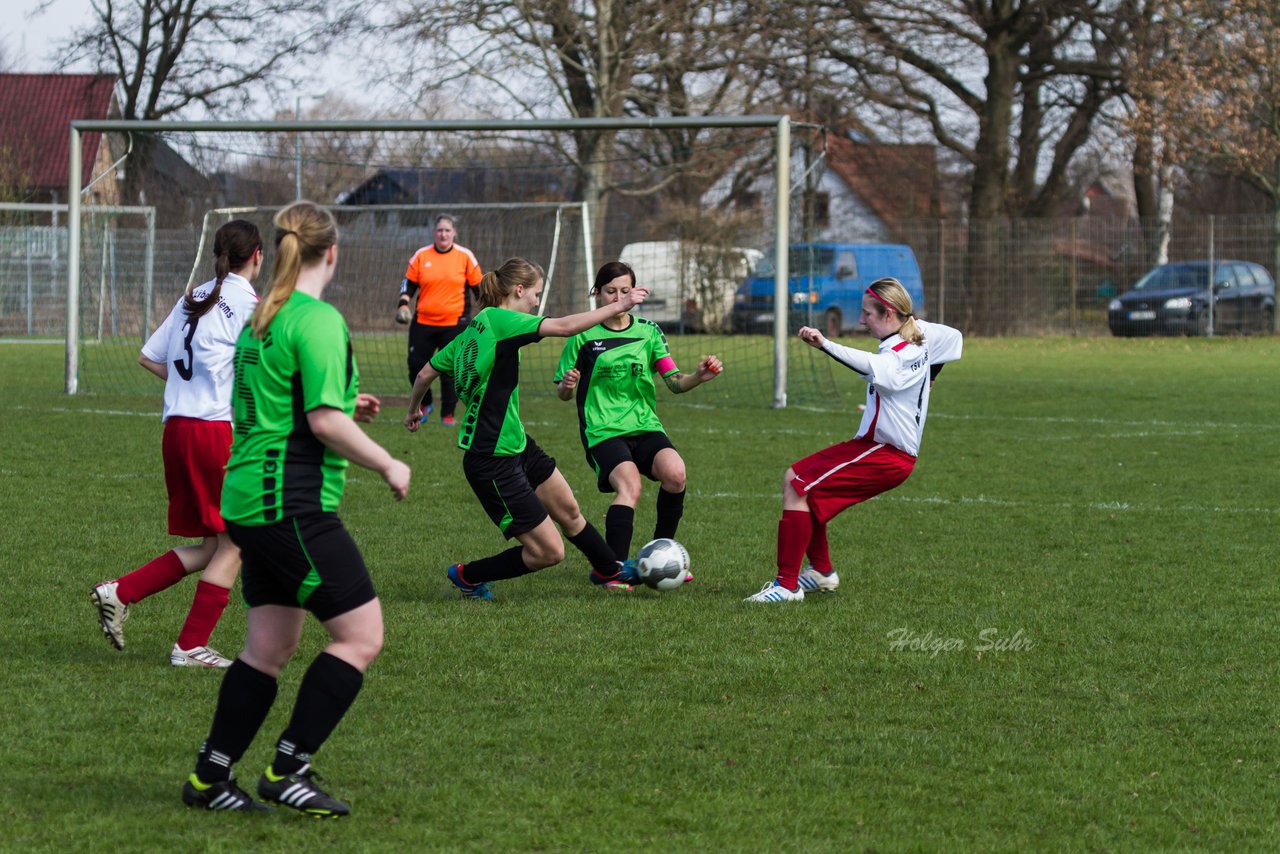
[1107,260,1276,336]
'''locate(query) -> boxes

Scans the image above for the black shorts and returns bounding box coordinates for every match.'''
[586,431,675,493]
[463,435,557,538]
[407,320,465,385]
[226,513,376,622]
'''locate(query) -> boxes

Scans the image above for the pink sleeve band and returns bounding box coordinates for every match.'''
[654,356,678,376]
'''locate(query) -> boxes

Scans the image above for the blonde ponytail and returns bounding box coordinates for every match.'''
[866,277,924,345]
[249,202,337,337]
[477,257,545,308]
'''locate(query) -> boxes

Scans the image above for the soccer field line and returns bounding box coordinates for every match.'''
[3,463,1270,515]
[14,407,1279,440]
[932,411,1280,431]
[698,491,1280,515]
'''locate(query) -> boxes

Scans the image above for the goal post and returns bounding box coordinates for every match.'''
[65,116,795,403]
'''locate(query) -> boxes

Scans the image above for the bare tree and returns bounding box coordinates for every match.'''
[800,0,1132,330]
[391,0,775,263]
[391,0,646,257]
[811,0,1131,221]
[1122,0,1280,290]
[57,0,361,204]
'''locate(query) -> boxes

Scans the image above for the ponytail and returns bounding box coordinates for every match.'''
[866,277,924,345]
[185,219,260,319]
[477,257,545,308]
[249,202,337,337]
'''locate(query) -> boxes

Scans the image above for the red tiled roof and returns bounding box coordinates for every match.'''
[0,73,117,191]
[824,135,940,225]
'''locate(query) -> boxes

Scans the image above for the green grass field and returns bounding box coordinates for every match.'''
[3,335,1278,851]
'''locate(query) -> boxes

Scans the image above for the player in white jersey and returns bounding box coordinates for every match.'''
[91,220,263,664]
[745,277,963,603]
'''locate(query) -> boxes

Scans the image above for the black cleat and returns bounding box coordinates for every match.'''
[257,766,351,818]
[182,774,273,812]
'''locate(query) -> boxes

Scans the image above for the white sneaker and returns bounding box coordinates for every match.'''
[91,581,129,650]
[171,644,233,668]
[797,564,840,593]
[743,580,804,603]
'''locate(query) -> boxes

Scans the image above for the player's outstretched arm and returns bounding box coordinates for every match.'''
[540,287,649,338]
[404,363,443,432]
[797,326,826,349]
[308,406,410,500]
[663,355,723,394]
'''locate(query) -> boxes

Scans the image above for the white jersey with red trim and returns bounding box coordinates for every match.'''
[820,319,963,457]
[141,273,258,422]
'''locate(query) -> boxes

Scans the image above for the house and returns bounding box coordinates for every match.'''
[0,72,120,206]
[0,72,211,224]
[340,163,572,210]
[706,130,941,245]
[817,133,940,240]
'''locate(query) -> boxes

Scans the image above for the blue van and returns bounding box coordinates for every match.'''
[731,243,925,336]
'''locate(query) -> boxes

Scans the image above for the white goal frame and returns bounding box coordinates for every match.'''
[1,201,155,336]
[65,116,794,403]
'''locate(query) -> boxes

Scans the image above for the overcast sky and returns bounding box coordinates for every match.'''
[6,0,96,71]
[3,0,409,118]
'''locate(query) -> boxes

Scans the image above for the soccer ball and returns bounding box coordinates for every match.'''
[636,538,690,591]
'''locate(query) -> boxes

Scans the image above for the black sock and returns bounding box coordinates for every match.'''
[272,652,364,776]
[567,521,618,574]
[461,546,533,583]
[654,488,686,540]
[604,505,635,562]
[195,659,278,783]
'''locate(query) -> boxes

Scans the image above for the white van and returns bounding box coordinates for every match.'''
[618,240,762,333]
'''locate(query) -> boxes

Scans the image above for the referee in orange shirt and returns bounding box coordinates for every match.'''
[395,214,483,425]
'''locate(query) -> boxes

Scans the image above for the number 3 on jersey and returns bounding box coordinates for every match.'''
[174,315,200,381]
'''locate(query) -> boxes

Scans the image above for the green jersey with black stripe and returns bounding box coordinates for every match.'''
[221,291,358,524]
[555,316,678,450]
[431,306,544,456]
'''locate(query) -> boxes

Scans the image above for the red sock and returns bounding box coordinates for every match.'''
[776,510,813,590]
[177,580,231,650]
[806,519,833,574]
[114,550,187,605]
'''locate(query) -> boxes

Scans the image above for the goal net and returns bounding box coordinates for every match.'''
[61,119,844,408]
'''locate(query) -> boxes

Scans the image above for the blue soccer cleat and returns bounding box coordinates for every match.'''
[447,564,493,600]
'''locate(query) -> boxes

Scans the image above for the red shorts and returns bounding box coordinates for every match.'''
[790,437,916,524]
[161,416,232,537]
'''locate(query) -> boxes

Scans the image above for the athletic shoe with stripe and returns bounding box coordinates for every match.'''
[91,581,129,650]
[447,564,494,600]
[171,644,233,668]
[617,558,694,584]
[615,559,641,584]
[419,403,434,424]
[182,774,273,812]
[797,564,840,593]
[590,568,633,591]
[743,580,805,603]
[257,766,350,818]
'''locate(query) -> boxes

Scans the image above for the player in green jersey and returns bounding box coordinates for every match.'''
[403,256,648,600]
[182,202,411,817]
[555,260,722,577]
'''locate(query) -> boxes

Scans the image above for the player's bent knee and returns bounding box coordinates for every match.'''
[526,543,564,569]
